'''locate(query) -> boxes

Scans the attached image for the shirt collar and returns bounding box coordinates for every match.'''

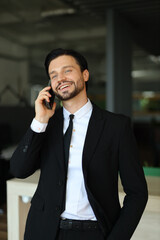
[63,99,92,120]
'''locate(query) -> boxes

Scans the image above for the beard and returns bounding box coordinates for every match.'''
[54,78,85,101]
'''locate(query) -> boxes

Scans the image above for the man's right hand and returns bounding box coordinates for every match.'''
[35,86,56,123]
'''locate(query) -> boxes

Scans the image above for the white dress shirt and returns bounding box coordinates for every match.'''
[31,99,96,220]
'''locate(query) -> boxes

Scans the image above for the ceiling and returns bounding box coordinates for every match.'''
[0,0,160,88]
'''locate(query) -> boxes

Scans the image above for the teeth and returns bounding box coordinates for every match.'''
[60,85,69,90]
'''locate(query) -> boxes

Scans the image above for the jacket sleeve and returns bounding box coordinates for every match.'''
[107,117,148,240]
[10,127,46,179]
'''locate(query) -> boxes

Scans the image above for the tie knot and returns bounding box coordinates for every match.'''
[69,114,74,121]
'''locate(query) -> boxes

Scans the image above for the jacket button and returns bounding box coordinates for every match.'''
[23,145,28,152]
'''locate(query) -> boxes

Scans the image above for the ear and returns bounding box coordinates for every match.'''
[83,69,89,82]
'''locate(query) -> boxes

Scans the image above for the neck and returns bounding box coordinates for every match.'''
[62,93,88,114]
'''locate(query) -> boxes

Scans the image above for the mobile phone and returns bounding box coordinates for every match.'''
[43,80,55,110]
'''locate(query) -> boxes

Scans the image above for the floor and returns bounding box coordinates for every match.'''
[0,204,7,240]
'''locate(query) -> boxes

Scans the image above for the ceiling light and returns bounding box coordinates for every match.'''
[41,8,76,18]
[149,55,160,64]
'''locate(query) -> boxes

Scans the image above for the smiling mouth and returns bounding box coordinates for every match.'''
[59,84,70,90]
[57,82,73,91]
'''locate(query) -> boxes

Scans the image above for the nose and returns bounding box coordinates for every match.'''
[57,72,66,82]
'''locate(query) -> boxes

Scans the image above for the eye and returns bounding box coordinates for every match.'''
[65,69,72,73]
[51,74,57,80]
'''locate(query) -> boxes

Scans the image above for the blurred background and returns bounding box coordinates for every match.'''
[0,0,160,239]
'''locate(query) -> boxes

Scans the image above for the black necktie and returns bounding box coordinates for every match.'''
[64,114,74,166]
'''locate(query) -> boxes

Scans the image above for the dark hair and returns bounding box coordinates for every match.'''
[44,48,89,90]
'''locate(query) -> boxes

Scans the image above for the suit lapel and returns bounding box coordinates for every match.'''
[82,104,106,170]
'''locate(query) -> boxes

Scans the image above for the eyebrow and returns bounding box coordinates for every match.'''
[49,65,74,75]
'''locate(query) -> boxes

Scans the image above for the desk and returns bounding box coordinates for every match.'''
[7,171,40,240]
[7,172,160,240]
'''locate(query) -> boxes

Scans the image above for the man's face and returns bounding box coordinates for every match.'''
[48,55,89,101]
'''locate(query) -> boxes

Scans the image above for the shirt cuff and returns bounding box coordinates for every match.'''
[30,118,48,133]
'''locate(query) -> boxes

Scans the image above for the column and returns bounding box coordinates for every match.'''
[106,9,132,117]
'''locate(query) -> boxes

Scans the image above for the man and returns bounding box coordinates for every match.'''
[10,48,148,240]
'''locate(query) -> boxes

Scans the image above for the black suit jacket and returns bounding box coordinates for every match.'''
[10,104,148,240]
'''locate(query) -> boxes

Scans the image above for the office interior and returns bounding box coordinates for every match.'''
[0,0,160,239]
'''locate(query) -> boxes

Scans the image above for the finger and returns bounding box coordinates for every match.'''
[39,91,52,98]
[36,94,50,103]
[39,86,51,94]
